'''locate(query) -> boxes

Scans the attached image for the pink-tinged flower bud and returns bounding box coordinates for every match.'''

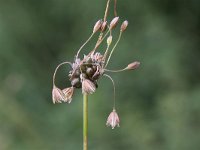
[106,109,120,129]
[93,19,102,33]
[120,20,128,32]
[82,79,96,94]
[52,86,65,104]
[101,21,107,32]
[62,87,74,103]
[109,17,119,30]
[126,61,140,70]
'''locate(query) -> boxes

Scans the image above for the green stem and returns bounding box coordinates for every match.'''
[83,94,88,150]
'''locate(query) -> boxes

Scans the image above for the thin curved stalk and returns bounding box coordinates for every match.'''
[53,61,72,85]
[105,31,122,68]
[104,0,111,22]
[76,33,94,60]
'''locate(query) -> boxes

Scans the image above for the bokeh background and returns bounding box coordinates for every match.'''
[0,0,200,150]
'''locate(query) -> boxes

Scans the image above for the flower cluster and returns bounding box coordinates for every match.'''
[52,1,140,129]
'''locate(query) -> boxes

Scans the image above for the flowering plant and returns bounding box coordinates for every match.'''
[52,0,140,149]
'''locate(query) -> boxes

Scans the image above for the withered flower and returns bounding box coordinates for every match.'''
[82,78,96,94]
[52,86,65,104]
[106,109,120,129]
[62,87,74,103]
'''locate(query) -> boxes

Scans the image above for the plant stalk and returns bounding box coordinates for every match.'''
[83,94,88,150]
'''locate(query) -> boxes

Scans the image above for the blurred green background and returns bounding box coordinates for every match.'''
[0,0,200,150]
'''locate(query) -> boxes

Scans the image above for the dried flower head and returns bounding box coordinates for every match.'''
[106,109,120,129]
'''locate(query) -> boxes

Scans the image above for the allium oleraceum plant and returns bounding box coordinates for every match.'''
[52,0,140,149]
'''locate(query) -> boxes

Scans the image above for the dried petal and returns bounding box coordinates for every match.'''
[93,19,102,33]
[109,17,119,30]
[52,86,65,104]
[106,109,120,129]
[120,20,128,32]
[82,79,96,94]
[126,61,140,70]
[62,87,74,103]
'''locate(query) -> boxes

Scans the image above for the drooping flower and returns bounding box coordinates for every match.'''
[62,87,74,103]
[52,86,65,104]
[82,79,96,94]
[106,109,120,129]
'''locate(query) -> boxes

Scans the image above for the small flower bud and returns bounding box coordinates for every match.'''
[82,79,96,94]
[109,17,119,30]
[106,109,120,129]
[107,35,112,46]
[52,86,65,104]
[101,21,107,32]
[120,20,128,32]
[93,19,102,33]
[126,61,140,70]
[62,87,74,103]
